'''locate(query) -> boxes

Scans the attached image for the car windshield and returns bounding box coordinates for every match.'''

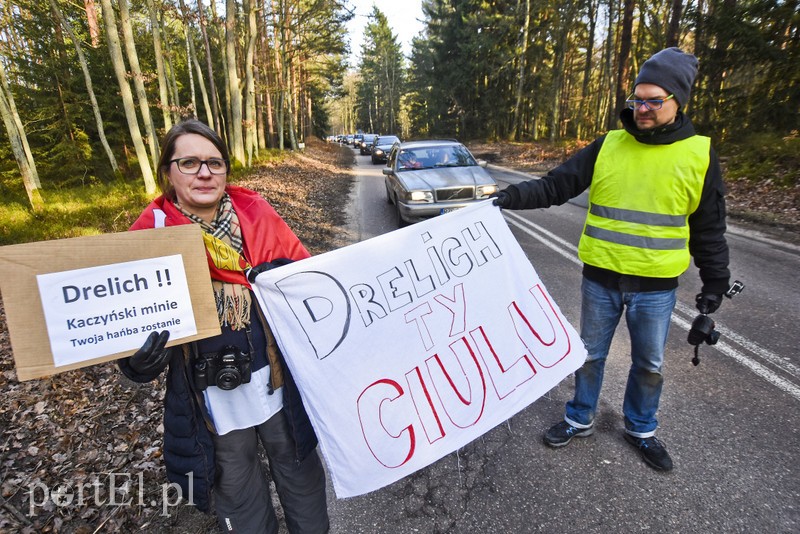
[397,145,476,171]
[376,136,399,146]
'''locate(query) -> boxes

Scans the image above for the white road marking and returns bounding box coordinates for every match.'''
[503,211,580,265]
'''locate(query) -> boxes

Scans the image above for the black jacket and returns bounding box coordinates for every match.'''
[118,298,318,513]
[502,109,730,294]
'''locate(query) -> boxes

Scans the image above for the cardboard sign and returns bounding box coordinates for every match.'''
[0,225,221,381]
[252,201,587,497]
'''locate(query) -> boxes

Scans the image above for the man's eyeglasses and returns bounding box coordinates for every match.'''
[625,93,674,111]
[170,157,229,175]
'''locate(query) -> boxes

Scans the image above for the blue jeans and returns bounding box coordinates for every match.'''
[564,277,676,437]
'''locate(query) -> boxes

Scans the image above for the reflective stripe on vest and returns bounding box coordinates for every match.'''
[578,129,710,278]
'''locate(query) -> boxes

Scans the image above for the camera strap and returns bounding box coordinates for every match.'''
[245,324,255,361]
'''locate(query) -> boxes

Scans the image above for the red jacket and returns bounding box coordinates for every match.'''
[130,185,310,286]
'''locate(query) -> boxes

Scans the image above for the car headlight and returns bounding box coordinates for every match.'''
[405,190,434,203]
[476,184,499,198]
[374,149,383,156]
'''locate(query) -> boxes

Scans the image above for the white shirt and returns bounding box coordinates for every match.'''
[203,365,284,435]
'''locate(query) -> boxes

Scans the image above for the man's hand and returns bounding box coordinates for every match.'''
[129,331,173,375]
[490,186,521,209]
[247,258,294,283]
[490,191,511,208]
[695,292,723,314]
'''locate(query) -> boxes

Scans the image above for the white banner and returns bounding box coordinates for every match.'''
[252,201,586,498]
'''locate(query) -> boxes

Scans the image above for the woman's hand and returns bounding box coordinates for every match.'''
[129,331,173,375]
[247,258,294,283]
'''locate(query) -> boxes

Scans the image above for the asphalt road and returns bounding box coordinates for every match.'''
[326,145,800,533]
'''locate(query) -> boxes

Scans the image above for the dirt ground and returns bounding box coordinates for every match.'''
[1,137,795,533]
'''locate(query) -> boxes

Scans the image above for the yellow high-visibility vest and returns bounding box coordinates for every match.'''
[578,129,710,278]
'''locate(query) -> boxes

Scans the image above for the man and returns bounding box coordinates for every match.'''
[492,48,730,471]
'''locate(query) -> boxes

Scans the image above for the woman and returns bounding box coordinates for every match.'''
[119,119,329,533]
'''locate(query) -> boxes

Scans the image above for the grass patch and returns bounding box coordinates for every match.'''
[0,181,150,246]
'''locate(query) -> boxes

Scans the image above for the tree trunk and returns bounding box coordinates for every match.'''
[265,82,276,148]
[255,65,266,149]
[50,0,119,174]
[84,0,100,47]
[284,0,298,150]
[225,0,245,163]
[549,0,575,141]
[192,46,214,125]
[285,37,298,150]
[666,0,683,48]
[0,62,44,210]
[258,6,275,148]
[184,28,197,118]
[161,25,182,117]
[196,0,221,132]
[511,0,530,140]
[180,0,214,128]
[602,0,618,130]
[147,0,172,131]
[582,0,597,99]
[292,61,302,142]
[118,0,158,164]
[99,0,156,194]
[210,0,229,146]
[306,92,312,140]
[0,56,40,188]
[244,0,257,164]
[272,0,285,150]
[579,0,598,137]
[614,0,635,117]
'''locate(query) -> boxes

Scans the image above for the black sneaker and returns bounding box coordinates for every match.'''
[543,421,594,448]
[624,433,673,472]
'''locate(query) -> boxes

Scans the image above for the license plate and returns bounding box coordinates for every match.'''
[440,207,462,215]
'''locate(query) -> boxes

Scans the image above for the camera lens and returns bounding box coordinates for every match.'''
[708,329,721,345]
[215,369,242,390]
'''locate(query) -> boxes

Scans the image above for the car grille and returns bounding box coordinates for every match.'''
[435,187,474,202]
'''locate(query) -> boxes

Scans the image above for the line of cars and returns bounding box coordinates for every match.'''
[336,133,399,164]
[342,133,499,227]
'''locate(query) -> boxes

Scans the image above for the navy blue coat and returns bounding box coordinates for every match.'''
[118,302,319,513]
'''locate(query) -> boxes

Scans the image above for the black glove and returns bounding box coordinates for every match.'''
[247,257,294,283]
[129,331,173,375]
[490,191,511,208]
[695,292,723,314]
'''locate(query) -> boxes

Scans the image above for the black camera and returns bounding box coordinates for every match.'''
[688,314,720,347]
[687,280,744,366]
[194,346,252,391]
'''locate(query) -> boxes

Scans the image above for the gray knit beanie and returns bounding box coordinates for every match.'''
[634,47,698,106]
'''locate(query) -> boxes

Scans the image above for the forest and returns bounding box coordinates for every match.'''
[0,0,798,218]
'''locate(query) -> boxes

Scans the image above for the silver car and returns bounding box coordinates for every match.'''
[383,140,498,227]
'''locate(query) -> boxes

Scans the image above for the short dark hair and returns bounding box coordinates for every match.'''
[157,119,230,199]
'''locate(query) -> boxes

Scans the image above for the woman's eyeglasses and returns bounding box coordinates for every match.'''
[170,157,229,175]
[625,93,674,111]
